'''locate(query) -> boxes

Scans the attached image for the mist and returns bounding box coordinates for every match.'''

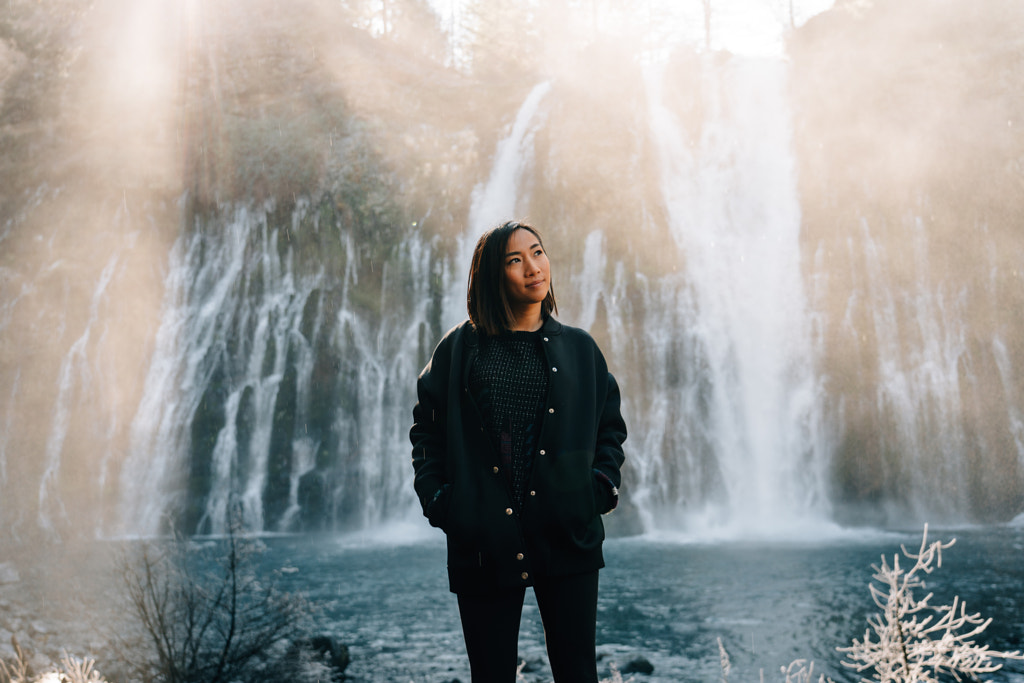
[2,0,1023,550]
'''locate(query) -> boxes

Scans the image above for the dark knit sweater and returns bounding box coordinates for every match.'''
[468,329,548,514]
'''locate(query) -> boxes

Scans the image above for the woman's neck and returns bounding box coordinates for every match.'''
[509,306,544,332]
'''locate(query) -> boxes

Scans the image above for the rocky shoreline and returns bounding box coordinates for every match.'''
[0,547,352,682]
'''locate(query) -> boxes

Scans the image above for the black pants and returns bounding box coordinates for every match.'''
[456,570,599,683]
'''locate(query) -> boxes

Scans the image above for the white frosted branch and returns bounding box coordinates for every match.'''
[838,524,1023,683]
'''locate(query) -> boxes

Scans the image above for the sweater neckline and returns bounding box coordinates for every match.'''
[497,328,543,339]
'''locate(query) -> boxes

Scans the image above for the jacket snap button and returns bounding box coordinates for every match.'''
[521,572,529,580]
[516,553,524,560]
[529,490,536,496]
[548,408,554,414]
[493,466,499,474]
[551,367,558,372]
[543,337,548,342]
[505,508,513,515]
[539,449,545,455]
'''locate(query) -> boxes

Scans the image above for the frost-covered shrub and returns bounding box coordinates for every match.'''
[0,645,108,683]
[717,526,1023,683]
[840,525,1023,683]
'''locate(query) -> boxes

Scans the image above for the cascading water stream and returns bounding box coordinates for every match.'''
[992,338,1024,463]
[326,231,435,531]
[118,207,318,535]
[850,212,973,519]
[0,374,15,498]
[639,57,832,537]
[38,252,123,533]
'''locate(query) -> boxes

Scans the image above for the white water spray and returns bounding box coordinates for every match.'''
[38,252,121,534]
[852,213,972,519]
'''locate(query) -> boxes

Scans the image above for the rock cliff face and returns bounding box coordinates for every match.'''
[789,0,1024,523]
[2,0,1023,541]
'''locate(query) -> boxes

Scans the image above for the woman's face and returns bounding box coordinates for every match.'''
[503,228,550,309]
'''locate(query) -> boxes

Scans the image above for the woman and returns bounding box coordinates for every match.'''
[410,220,627,683]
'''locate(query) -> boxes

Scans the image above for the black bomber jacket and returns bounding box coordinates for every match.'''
[410,316,627,594]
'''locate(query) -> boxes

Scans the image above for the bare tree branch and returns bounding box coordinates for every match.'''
[116,515,312,683]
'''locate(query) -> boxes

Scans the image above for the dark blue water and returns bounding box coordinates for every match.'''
[265,525,1024,682]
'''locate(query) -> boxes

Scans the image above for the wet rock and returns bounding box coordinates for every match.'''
[298,470,329,530]
[307,634,350,673]
[286,634,350,680]
[622,655,654,675]
[519,656,546,673]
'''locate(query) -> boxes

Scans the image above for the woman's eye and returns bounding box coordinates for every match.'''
[507,257,520,265]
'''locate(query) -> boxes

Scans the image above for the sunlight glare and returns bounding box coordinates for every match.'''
[430,0,837,62]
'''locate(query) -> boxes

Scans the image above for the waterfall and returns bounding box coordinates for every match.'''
[440,82,551,332]
[0,374,15,492]
[855,214,971,519]
[115,81,556,537]
[638,57,832,537]
[325,231,434,531]
[992,338,1024,462]
[6,37,1022,541]
[118,200,432,536]
[118,207,309,535]
[429,63,836,537]
[38,253,122,533]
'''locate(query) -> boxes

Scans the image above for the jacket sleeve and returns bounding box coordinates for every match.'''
[410,337,452,524]
[593,365,627,511]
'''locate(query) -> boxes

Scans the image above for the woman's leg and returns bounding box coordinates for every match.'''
[457,587,527,683]
[533,570,600,683]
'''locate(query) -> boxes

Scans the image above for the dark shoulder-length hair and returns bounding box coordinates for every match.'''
[467,220,558,336]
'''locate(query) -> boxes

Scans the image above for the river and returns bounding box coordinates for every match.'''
[261,524,1024,682]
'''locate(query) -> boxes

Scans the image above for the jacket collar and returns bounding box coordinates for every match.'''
[464,315,562,348]
[540,315,562,336]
